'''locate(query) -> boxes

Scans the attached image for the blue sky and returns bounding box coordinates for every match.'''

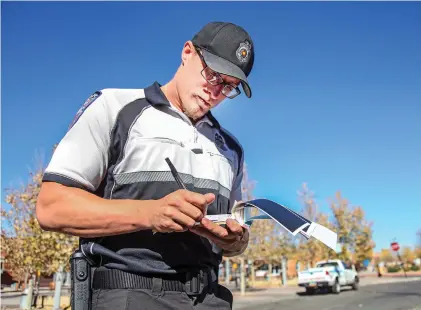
[2,1,420,252]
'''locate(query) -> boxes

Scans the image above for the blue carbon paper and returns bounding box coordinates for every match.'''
[242,199,311,233]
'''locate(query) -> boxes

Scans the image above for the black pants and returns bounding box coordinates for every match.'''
[91,281,233,310]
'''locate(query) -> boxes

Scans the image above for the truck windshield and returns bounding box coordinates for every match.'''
[317,262,339,268]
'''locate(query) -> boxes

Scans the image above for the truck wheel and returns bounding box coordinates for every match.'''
[305,287,315,295]
[332,279,341,294]
[352,277,359,290]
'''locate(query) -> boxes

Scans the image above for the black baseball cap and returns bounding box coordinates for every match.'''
[192,22,255,98]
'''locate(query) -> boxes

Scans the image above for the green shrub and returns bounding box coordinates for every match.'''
[387,266,401,273]
[410,265,420,271]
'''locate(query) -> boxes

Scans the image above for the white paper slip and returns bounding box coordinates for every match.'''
[307,222,338,251]
[201,214,234,225]
[198,198,337,250]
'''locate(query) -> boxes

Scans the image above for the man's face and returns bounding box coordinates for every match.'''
[177,42,240,121]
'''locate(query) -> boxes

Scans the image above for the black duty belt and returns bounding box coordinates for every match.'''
[92,268,217,296]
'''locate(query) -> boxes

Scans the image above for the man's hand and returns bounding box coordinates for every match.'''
[148,190,215,233]
[189,218,249,255]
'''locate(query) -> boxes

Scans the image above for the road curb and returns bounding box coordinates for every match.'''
[1,293,23,298]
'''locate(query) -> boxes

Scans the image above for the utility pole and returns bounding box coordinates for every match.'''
[281,256,287,286]
[225,259,230,285]
[240,257,246,296]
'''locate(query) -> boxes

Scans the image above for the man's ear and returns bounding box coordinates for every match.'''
[181,41,195,65]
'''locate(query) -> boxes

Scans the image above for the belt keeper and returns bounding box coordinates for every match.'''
[152,277,163,295]
[185,270,207,296]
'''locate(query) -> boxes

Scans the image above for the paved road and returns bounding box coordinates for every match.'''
[234,280,421,310]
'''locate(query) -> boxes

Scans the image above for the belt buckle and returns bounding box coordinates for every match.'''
[185,269,207,296]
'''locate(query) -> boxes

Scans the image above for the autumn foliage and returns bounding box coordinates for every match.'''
[1,168,78,281]
[234,166,379,269]
[1,156,418,281]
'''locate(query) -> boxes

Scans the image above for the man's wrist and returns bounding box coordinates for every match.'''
[222,229,249,257]
[223,242,248,257]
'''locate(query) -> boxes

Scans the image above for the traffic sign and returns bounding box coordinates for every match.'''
[391,241,400,251]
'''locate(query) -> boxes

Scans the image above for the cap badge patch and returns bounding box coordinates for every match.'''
[236,40,251,63]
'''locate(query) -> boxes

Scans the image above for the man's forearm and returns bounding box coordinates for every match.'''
[36,182,154,238]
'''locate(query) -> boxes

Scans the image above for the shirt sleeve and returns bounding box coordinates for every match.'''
[42,90,114,192]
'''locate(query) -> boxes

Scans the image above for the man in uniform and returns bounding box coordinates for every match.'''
[36,21,255,309]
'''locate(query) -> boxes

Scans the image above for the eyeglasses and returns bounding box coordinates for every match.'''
[195,47,241,99]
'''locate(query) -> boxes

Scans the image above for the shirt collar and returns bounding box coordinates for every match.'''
[144,81,170,106]
[144,81,220,128]
[206,111,220,129]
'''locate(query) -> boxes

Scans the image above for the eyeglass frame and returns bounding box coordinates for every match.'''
[194,46,241,99]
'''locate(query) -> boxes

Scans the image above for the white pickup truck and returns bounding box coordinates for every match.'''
[297,259,359,294]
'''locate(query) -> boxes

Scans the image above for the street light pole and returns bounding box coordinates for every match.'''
[53,265,64,310]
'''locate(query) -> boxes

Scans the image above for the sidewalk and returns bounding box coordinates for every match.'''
[359,271,421,278]
[359,275,421,286]
[228,283,301,298]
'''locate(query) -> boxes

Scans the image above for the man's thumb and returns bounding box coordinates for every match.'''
[204,193,216,204]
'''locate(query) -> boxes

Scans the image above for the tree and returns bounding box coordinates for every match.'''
[401,246,415,265]
[329,191,354,261]
[238,162,273,263]
[329,191,375,265]
[415,247,421,260]
[351,207,375,267]
[296,183,334,267]
[239,164,296,267]
[243,218,277,263]
[379,249,394,263]
[1,152,78,281]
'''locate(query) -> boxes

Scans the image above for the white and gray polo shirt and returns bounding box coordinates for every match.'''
[42,81,244,275]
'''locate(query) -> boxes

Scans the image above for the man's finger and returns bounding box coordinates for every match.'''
[189,226,216,241]
[189,227,233,247]
[225,219,244,235]
[177,200,204,222]
[204,193,216,204]
[199,217,235,239]
[183,191,215,211]
[169,209,197,229]
[200,193,215,216]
